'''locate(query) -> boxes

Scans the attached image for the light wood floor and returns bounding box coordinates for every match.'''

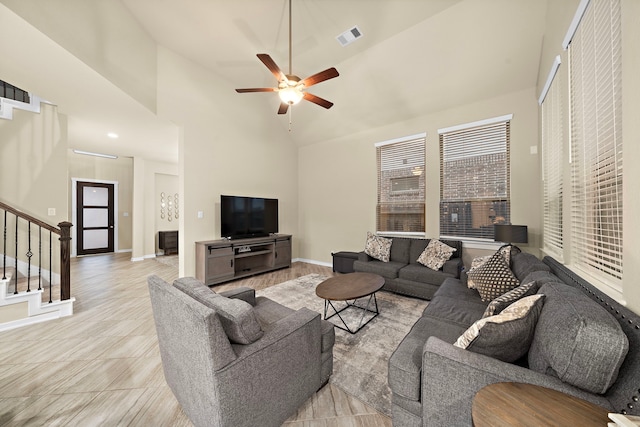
[0,253,392,426]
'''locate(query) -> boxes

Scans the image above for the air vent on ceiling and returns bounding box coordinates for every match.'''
[336,26,363,47]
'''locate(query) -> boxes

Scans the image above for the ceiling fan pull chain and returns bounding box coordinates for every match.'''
[288,107,293,132]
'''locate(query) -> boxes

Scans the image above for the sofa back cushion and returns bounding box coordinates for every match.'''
[174,277,264,345]
[511,252,551,281]
[529,282,629,394]
[388,237,411,264]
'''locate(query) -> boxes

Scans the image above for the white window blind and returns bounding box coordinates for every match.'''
[439,117,511,240]
[569,0,623,284]
[376,134,426,233]
[541,62,565,261]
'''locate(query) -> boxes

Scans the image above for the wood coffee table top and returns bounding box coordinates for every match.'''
[315,272,384,301]
[472,382,610,427]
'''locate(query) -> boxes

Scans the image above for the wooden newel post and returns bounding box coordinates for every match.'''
[58,221,72,300]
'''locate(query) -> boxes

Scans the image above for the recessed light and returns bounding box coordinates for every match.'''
[107,132,119,139]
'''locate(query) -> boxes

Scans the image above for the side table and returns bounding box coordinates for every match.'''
[472,382,609,426]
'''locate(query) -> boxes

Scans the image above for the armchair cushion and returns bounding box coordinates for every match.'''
[174,277,263,344]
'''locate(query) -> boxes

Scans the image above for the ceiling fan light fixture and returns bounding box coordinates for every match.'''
[279,86,303,105]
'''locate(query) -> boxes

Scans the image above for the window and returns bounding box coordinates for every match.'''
[540,56,564,260]
[376,133,426,234]
[439,115,512,240]
[568,0,623,284]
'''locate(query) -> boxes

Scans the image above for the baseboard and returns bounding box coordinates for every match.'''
[131,254,156,262]
[294,258,332,268]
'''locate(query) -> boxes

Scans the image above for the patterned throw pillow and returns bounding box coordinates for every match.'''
[482,281,538,318]
[468,249,520,301]
[417,239,457,271]
[466,255,491,289]
[466,245,513,289]
[454,294,545,362]
[364,231,393,262]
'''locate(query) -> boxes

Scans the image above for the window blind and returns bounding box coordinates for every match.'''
[541,62,565,261]
[569,0,623,283]
[376,135,426,233]
[439,118,511,240]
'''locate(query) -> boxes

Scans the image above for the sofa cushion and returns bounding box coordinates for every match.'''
[467,245,513,289]
[482,280,538,317]
[454,294,545,362]
[468,250,520,302]
[511,252,551,281]
[364,232,393,262]
[353,259,405,280]
[388,315,468,401]
[399,263,453,285]
[423,296,487,328]
[417,239,456,271]
[388,237,412,264]
[528,282,629,394]
[174,277,264,344]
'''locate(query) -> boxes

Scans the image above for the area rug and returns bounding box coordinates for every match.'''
[154,255,178,268]
[257,274,429,416]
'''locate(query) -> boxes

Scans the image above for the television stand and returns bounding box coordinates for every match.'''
[195,234,291,286]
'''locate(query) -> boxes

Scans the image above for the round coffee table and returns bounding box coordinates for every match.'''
[315,272,384,334]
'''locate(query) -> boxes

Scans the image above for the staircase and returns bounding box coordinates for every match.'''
[0,201,74,332]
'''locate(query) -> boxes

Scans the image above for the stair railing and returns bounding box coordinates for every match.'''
[0,200,72,302]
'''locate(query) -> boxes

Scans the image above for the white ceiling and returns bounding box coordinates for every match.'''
[2,0,548,159]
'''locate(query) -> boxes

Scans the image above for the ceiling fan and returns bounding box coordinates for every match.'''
[235,0,339,115]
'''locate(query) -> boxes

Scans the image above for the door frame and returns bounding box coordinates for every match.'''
[71,178,119,257]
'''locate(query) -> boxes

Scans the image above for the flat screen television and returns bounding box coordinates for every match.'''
[220,195,278,239]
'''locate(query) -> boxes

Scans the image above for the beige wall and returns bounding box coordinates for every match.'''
[298,87,540,265]
[0,104,68,224]
[156,47,298,277]
[2,0,158,112]
[68,152,133,251]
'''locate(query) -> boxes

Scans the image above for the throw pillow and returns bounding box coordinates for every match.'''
[173,277,264,345]
[466,255,491,289]
[466,245,513,289]
[468,250,520,301]
[454,294,545,362]
[417,239,457,271]
[482,281,538,318]
[364,231,393,262]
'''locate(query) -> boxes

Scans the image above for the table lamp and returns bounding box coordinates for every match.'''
[494,224,528,244]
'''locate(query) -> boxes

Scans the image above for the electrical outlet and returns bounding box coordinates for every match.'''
[48,208,56,216]
[197,211,204,219]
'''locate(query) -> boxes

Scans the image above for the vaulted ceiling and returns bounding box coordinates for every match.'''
[1,0,547,160]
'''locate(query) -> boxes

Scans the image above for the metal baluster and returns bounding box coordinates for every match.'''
[38,225,42,290]
[2,210,6,280]
[49,231,52,304]
[14,214,18,294]
[26,221,32,292]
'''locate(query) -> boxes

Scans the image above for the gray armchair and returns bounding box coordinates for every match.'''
[147,275,334,427]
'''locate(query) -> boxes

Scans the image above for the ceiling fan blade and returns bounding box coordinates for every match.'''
[235,88,277,93]
[300,67,339,88]
[302,92,334,109]
[278,103,289,115]
[257,54,286,81]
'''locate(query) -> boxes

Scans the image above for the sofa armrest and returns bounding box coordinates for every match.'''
[442,258,462,277]
[219,286,256,306]
[357,251,373,262]
[420,337,612,426]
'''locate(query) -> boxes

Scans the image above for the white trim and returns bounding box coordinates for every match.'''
[374,132,427,148]
[71,178,119,256]
[437,114,513,134]
[562,0,591,49]
[72,149,118,159]
[294,258,332,268]
[538,55,562,105]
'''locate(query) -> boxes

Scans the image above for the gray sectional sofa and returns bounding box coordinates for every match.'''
[388,251,640,426]
[148,275,335,427]
[353,237,463,300]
